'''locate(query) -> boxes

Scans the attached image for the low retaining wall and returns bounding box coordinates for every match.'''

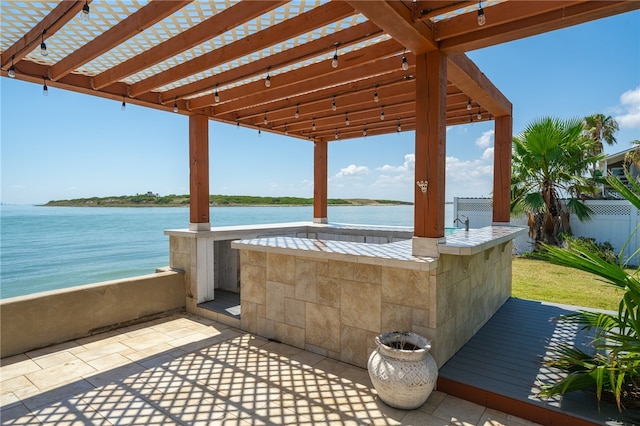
[0,270,185,358]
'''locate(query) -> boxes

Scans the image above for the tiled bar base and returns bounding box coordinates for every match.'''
[232,225,525,368]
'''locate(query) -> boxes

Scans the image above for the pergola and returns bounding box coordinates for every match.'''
[2,0,638,255]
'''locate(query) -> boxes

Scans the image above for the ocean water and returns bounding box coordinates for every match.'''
[0,204,454,299]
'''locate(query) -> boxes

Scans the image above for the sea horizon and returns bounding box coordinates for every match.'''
[1,204,455,299]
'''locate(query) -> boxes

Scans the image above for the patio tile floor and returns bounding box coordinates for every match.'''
[1,313,540,425]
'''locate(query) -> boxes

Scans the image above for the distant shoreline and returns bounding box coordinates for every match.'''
[42,194,414,208]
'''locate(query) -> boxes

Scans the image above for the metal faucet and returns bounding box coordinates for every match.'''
[454,215,469,231]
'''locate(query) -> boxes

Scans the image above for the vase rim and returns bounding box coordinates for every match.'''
[376,331,431,352]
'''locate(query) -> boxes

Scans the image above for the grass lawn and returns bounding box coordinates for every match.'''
[511,256,628,311]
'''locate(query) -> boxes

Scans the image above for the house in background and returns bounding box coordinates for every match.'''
[599,146,640,198]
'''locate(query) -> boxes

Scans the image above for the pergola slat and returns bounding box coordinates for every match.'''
[91,0,288,90]
[129,1,355,98]
[160,21,382,103]
[50,1,192,82]
[197,39,403,112]
[1,0,85,69]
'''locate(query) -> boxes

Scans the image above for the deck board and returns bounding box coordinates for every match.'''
[438,297,636,425]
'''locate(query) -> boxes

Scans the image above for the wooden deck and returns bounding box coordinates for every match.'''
[438,297,636,425]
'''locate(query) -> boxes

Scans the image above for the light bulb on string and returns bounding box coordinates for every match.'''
[345,113,349,126]
[477,109,482,120]
[42,78,48,96]
[332,95,336,112]
[214,84,220,102]
[284,124,289,136]
[374,85,379,102]
[121,97,126,111]
[265,67,271,88]
[40,31,48,56]
[331,43,339,68]
[263,112,268,125]
[380,106,385,121]
[467,99,472,111]
[294,104,299,119]
[8,55,16,78]
[477,1,486,26]
[363,126,367,137]
[173,97,178,113]
[401,49,409,71]
[81,0,90,22]
[397,118,402,132]
[312,118,316,132]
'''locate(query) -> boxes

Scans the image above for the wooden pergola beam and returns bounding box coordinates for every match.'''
[447,53,511,118]
[1,0,85,69]
[129,1,355,98]
[92,0,287,90]
[440,0,640,53]
[194,39,403,112]
[346,0,438,54]
[50,1,191,82]
[161,20,382,103]
[224,68,411,123]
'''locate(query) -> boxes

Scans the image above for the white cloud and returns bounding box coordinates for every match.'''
[376,154,415,173]
[481,147,494,160]
[335,164,370,178]
[475,130,494,148]
[615,86,640,128]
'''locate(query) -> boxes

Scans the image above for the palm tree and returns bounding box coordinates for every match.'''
[584,113,619,153]
[511,117,604,246]
[584,113,619,176]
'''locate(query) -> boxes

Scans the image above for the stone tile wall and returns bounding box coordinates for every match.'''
[238,240,512,369]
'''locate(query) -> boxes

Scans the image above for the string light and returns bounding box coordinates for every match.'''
[331,43,339,68]
[40,30,48,56]
[265,67,271,87]
[402,49,409,71]
[312,118,316,131]
[173,97,178,113]
[81,0,90,22]
[335,129,339,140]
[258,126,261,136]
[477,108,482,120]
[363,125,367,137]
[345,113,349,126]
[380,106,385,120]
[121,96,126,111]
[263,111,268,125]
[42,78,48,96]
[284,124,289,136]
[397,118,402,132]
[8,55,15,78]
[294,104,299,119]
[214,84,220,102]
[332,95,336,111]
[374,85,379,102]
[477,1,486,26]
[467,98,472,111]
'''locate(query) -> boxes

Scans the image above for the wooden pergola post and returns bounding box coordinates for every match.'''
[189,114,210,231]
[412,51,447,257]
[493,114,512,223]
[314,140,328,223]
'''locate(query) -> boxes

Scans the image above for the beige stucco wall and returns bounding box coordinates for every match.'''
[237,241,512,369]
[0,270,185,358]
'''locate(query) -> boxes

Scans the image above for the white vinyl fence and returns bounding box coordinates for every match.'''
[453,198,639,264]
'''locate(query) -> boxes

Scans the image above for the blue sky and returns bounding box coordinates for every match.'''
[1,11,639,205]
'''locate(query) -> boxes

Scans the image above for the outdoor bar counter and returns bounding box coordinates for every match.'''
[224,223,526,368]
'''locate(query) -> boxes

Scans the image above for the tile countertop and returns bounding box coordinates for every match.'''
[437,225,527,255]
[231,226,527,271]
